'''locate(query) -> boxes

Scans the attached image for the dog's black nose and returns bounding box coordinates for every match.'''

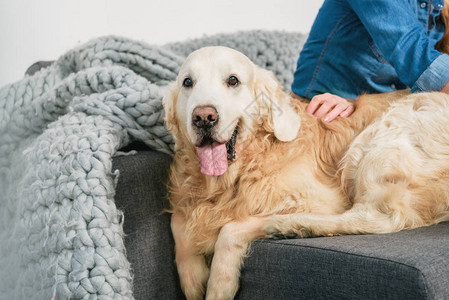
[192,106,219,129]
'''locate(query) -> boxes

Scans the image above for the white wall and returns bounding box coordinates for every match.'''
[0,0,323,87]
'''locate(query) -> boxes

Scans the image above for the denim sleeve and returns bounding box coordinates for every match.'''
[347,0,449,92]
[412,53,449,92]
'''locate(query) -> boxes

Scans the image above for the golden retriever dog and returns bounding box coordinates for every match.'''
[162,46,449,300]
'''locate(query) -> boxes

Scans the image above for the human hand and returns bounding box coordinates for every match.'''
[441,79,449,94]
[306,93,355,122]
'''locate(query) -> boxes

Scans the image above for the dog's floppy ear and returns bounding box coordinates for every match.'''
[253,66,301,142]
[162,82,180,136]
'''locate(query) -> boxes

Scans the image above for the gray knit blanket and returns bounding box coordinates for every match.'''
[0,31,305,299]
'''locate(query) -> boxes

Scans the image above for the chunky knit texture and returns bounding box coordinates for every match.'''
[0,31,305,299]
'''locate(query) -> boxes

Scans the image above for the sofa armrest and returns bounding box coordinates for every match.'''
[237,223,449,299]
[112,145,184,299]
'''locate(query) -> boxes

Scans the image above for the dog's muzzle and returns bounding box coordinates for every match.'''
[192,105,239,176]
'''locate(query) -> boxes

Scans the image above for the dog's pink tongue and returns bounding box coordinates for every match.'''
[196,142,228,176]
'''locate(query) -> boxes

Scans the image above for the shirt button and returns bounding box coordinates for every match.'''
[421,2,427,8]
[391,83,396,89]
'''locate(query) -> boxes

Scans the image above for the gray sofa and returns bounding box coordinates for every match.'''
[112,143,449,300]
[26,62,449,300]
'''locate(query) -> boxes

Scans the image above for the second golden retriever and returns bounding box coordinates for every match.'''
[163,46,449,300]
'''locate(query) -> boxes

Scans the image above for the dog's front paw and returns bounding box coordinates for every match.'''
[205,222,248,300]
[177,255,210,300]
[205,263,240,300]
[263,215,312,238]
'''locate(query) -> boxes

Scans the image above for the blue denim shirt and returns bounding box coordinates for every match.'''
[292,0,449,99]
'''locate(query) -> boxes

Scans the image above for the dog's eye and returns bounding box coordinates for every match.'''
[227,76,240,87]
[183,77,193,88]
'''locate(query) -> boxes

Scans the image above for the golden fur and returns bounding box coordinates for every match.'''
[163,47,449,300]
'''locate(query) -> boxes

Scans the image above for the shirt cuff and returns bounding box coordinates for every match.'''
[411,54,449,93]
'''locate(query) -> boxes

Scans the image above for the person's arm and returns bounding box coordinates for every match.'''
[347,0,449,92]
[308,0,449,122]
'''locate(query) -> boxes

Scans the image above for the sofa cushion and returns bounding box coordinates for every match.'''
[112,148,449,299]
[237,222,449,299]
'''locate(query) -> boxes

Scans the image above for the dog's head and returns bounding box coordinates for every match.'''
[163,46,301,176]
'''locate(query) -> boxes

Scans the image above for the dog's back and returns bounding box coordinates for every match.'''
[341,92,449,229]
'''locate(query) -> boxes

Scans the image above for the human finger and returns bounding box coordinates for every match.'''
[324,102,349,122]
[313,94,341,118]
[339,104,355,118]
[306,94,328,115]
